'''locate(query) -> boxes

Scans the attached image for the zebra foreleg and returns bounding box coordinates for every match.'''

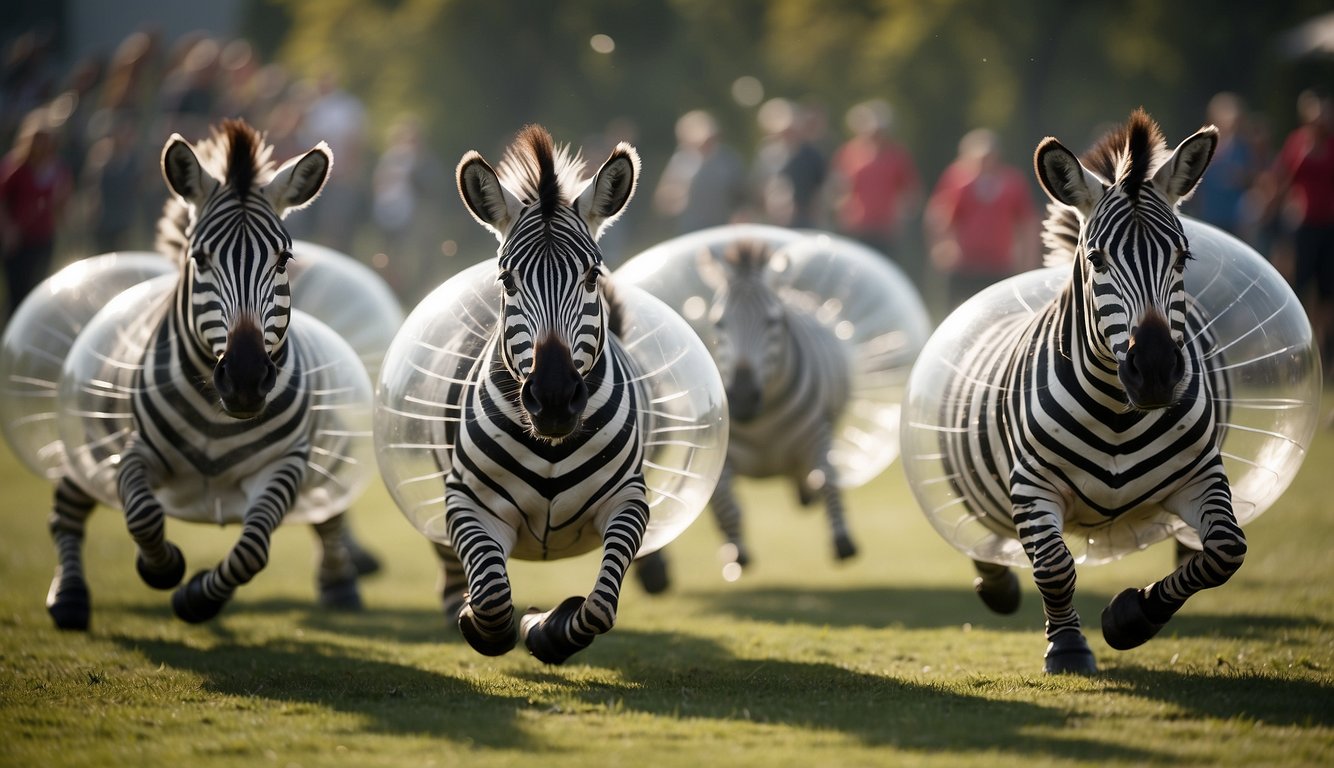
[709,463,750,572]
[117,440,186,591]
[447,506,518,656]
[521,499,649,665]
[1013,489,1096,674]
[46,478,97,630]
[433,541,467,621]
[172,454,304,623]
[1104,473,1242,651]
[809,425,856,560]
[312,513,362,610]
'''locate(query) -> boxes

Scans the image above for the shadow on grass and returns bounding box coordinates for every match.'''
[694,584,1328,640]
[513,629,1163,762]
[111,633,538,750]
[116,598,458,645]
[1102,667,1334,727]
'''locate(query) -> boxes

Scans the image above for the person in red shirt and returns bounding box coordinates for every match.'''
[1,106,72,320]
[925,128,1040,309]
[1270,89,1334,368]
[829,99,922,280]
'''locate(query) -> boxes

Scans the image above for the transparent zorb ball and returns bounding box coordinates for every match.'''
[900,218,1321,566]
[54,276,375,525]
[617,224,931,488]
[0,252,173,480]
[375,260,728,556]
[288,240,404,378]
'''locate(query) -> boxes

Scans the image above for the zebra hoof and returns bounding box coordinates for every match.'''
[633,552,671,595]
[457,603,516,656]
[1044,631,1097,675]
[171,572,228,624]
[833,535,858,560]
[348,546,382,578]
[136,544,185,590]
[974,570,1021,615]
[1101,587,1166,650]
[520,596,589,665]
[318,577,363,611]
[46,577,90,631]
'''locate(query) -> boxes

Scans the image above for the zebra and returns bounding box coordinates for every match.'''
[44,119,370,628]
[635,239,855,590]
[429,124,644,664]
[925,110,1236,673]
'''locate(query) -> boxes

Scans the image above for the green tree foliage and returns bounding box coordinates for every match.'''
[265,0,1331,221]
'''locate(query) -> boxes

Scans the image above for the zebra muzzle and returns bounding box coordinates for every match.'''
[1119,316,1184,409]
[213,327,277,418]
[521,342,589,439]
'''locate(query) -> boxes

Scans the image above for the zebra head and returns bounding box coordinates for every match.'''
[697,241,786,423]
[160,120,331,418]
[457,125,639,440]
[1034,110,1217,410]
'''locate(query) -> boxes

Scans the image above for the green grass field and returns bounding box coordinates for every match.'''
[2,410,1332,768]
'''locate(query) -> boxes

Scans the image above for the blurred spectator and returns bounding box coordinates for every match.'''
[1268,89,1334,368]
[289,68,369,249]
[158,36,222,141]
[0,31,58,148]
[925,128,1039,308]
[582,116,641,265]
[1,108,72,319]
[753,98,828,228]
[1187,92,1262,239]
[371,113,446,295]
[829,98,922,276]
[81,112,146,253]
[652,109,748,234]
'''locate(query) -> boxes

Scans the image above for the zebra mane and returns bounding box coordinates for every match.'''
[1083,108,1167,202]
[496,124,587,220]
[1041,109,1169,268]
[154,119,278,266]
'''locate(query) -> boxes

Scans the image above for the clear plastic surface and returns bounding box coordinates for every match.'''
[56,276,375,524]
[287,240,404,377]
[375,260,728,556]
[901,218,1321,566]
[616,224,931,487]
[0,253,173,480]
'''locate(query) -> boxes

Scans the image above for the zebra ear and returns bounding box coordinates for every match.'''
[577,143,639,241]
[1034,138,1105,216]
[457,151,520,241]
[1153,126,1218,206]
[161,134,219,207]
[262,142,332,216]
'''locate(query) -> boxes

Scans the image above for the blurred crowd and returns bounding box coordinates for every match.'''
[1,27,1331,353]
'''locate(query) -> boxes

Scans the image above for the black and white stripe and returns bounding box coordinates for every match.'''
[438,125,644,664]
[43,120,359,627]
[639,241,853,586]
[930,111,1236,673]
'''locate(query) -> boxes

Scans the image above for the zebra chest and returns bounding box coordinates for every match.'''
[453,387,643,561]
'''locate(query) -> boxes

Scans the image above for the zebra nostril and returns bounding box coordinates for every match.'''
[261,360,277,392]
[520,380,542,417]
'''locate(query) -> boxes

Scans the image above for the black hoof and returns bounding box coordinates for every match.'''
[47,577,90,631]
[974,570,1021,615]
[171,572,228,624]
[458,602,516,656]
[634,551,671,595]
[348,546,382,577]
[520,596,589,665]
[833,534,858,560]
[136,544,185,590]
[1044,631,1097,674]
[1101,587,1166,650]
[318,577,363,611]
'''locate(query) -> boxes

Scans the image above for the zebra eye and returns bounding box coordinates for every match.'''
[276,250,293,272]
[191,249,209,271]
[1087,248,1108,273]
[498,270,518,296]
[1174,250,1193,272]
[584,266,602,290]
